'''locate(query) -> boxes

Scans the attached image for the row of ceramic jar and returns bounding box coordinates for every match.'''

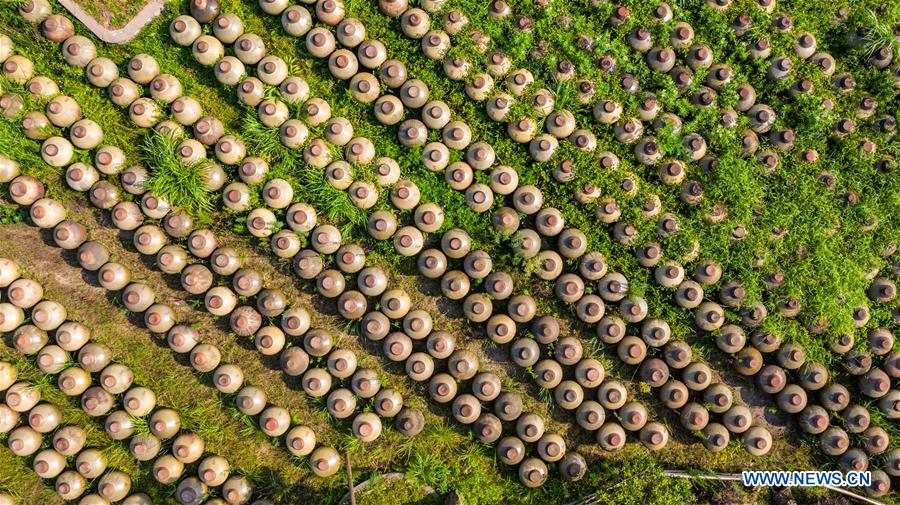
[59,35,396,219]
[468,0,893,302]
[2,176,357,478]
[370,0,729,170]
[12,112,740,462]
[60,36,253,166]
[731,330,898,396]
[370,0,736,166]
[67,24,398,226]
[51,193,411,430]
[722,317,898,367]
[472,1,900,306]
[379,0,897,310]
[390,223,754,454]
[42,14,396,223]
[118,34,596,476]
[3,51,502,460]
[190,0,769,433]
[0,269,258,504]
[380,226,704,454]
[498,254,769,453]
[352,176,755,451]
[595,177,900,414]
[648,258,881,332]
[232,149,664,460]
[42,0,768,468]
[0,265,235,450]
[21,20,576,456]
[169,0,670,332]
[4,401,251,505]
[493,310,742,452]
[646,259,900,433]
[1,381,144,503]
[649,268,896,489]
[1,43,232,195]
[7,60,438,462]
[721,324,897,489]
[291,256,576,472]
[698,288,900,421]
[295,238,649,439]
[24,0,576,490]
[234,0,892,248]
[171,9,395,173]
[173,15,319,153]
[220,226,584,481]
[1,276,160,420]
[420,0,876,173]
[648,258,900,460]
[734,340,900,418]
[12,0,864,482]
[232,0,546,209]
[400,5,897,356]
[248,0,884,480]
[69,235,377,456]
[233,205,579,478]
[175,3,518,218]
[0,55,393,443]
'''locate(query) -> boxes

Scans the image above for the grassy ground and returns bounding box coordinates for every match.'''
[0,0,898,502]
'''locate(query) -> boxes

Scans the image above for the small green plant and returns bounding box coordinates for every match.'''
[0,203,26,224]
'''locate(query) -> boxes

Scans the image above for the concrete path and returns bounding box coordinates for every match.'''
[58,0,165,44]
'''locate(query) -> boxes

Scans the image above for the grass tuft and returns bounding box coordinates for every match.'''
[241,110,298,165]
[141,129,214,218]
[859,9,900,58]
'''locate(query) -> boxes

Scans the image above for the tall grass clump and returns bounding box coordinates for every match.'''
[142,130,214,218]
[292,162,368,235]
[241,109,298,166]
[859,9,900,58]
